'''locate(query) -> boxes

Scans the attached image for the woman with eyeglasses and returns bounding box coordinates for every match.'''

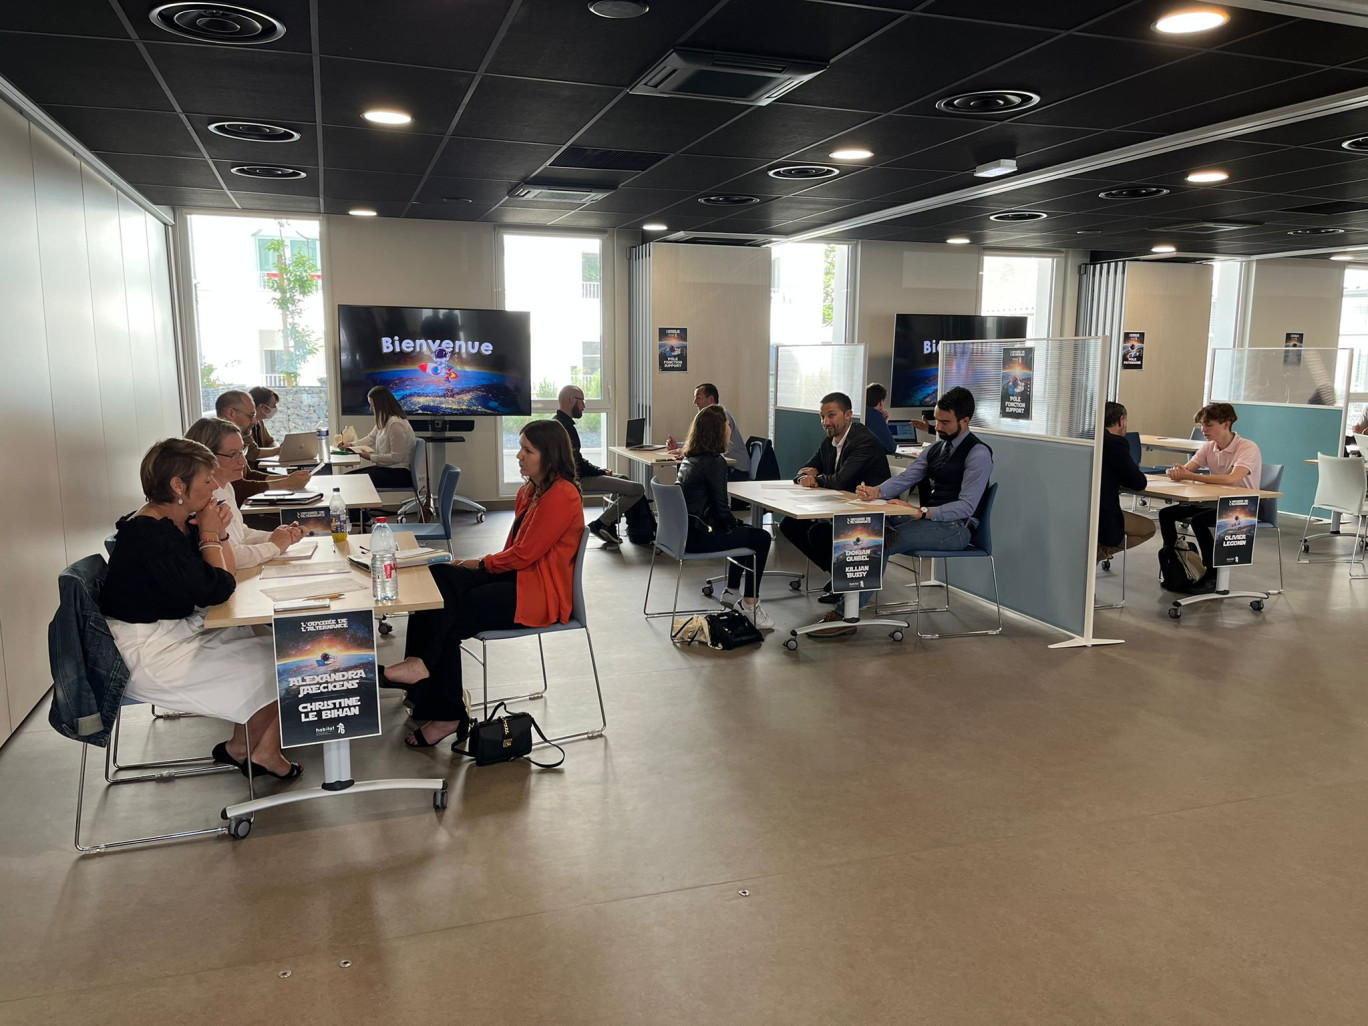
[248,385,282,462]
[185,417,305,570]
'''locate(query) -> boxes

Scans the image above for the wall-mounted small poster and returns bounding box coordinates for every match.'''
[274,608,380,748]
[1212,495,1259,568]
[1121,330,1145,370]
[1284,331,1304,367]
[831,513,885,593]
[1000,346,1034,420]
[658,327,687,371]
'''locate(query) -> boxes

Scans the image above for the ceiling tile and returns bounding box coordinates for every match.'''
[124,0,315,53]
[917,0,1131,31]
[411,176,521,207]
[454,77,617,145]
[1219,19,1368,67]
[96,151,222,189]
[682,0,899,62]
[481,205,570,224]
[787,166,949,202]
[576,95,745,153]
[318,0,511,71]
[685,104,870,159]
[147,42,315,121]
[138,185,235,208]
[888,124,1098,173]
[321,126,444,174]
[233,191,322,213]
[786,114,983,165]
[45,106,202,158]
[319,57,475,135]
[1125,67,1368,136]
[621,155,768,191]
[0,34,171,110]
[321,169,421,202]
[429,137,560,181]
[580,187,694,215]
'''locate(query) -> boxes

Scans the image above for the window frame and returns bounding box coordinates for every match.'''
[979,249,1061,338]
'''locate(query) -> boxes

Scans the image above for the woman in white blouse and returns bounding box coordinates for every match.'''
[341,386,416,488]
[185,418,305,569]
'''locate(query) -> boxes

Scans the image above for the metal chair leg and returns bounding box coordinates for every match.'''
[915,556,1004,640]
[105,704,235,784]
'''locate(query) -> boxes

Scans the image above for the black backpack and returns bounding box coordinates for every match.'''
[625,496,656,544]
[1158,540,1211,593]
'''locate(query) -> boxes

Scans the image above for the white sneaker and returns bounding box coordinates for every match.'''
[744,602,775,631]
[719,588,741,609]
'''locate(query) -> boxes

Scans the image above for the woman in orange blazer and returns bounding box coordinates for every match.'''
[384,419,584,748]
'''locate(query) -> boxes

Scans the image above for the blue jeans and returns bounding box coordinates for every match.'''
[860,516,972,607]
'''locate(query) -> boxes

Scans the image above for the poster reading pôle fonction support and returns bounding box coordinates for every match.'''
[1213,494,1259,568]
[1000,347,1034,420]
[658,327,687,372]
[1284,331,1304,367]
[831,512,884,593]
[274,609,380,748]
[1121,330,1145,370]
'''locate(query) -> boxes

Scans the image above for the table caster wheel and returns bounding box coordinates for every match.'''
[433,787,448,811]
[476,513,486,523]
[1102,559,1112,572]
[1168,607,1181,620]
[784,637,798,650]
[1302,540,1310,553]
[701,584,714,597]
[1250,599,1264,612]
[890,630,904,642]
[228,817,252,840]
[789,579,803,591]
[379,620,393,636]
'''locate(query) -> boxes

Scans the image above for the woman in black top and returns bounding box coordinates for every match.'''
[101,438,300,780]
[676,405,774,630]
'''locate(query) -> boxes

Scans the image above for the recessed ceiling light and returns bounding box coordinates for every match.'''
[1331,254,1355,261]
[348,208,377,217]
[1186,170,1229,183]
[1152,244,1177,253]
[641,222,668,231]
[973,158,1017,179]
[588,0,648,17]
[363,109,412,126]
[945,237,971,245]
[1075,230,1102,235]
[1153,7,1230,34]
[829,147,873,161]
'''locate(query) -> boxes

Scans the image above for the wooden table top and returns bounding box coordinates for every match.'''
[259,452,363,469]
[1141,474,1283,502]
[203,532,444,628]
[241,472,381,513]
[1139,433,1203,454]
[727,480,904,520]
[608,444,683,467]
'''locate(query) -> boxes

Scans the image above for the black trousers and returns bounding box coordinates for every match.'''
[778,516,834,573]
[403,565,519,720]
[1158,503,1216,568]
[686,524,771,597]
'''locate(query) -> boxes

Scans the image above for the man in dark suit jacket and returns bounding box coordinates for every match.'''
[779,391,891,601]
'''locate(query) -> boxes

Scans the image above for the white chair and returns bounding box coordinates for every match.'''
[1354,432,1368,454]
[1297,453,1368,577]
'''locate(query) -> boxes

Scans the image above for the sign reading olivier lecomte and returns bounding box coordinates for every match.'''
[1212,494,1258,568]
[831,512,885,593]
[273,608,380,748]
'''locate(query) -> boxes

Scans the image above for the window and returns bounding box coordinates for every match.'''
[1338,264,1368,427]
[980,253,1056,337]
[499,233,607,489]
[187,215,327,430]
[770,243,851,345]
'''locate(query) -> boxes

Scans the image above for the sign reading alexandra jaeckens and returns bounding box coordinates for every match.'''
[831,512,884,593]
[274,609,380,748]
[1212,494,1258,568]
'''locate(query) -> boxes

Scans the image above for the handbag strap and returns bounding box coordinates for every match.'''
[522,713,565,769]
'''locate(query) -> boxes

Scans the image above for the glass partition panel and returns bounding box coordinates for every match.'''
[938,336,1103,442]
[774,344,866,412]
[1207,347,1352,408]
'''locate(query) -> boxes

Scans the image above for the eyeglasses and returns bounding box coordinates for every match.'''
[216,450,247,461]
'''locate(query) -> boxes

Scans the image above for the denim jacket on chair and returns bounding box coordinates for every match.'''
[47,554,129,747]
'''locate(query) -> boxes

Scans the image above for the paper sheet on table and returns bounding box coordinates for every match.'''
[258,559,351,580]
[759,481,806,490]
[261,577,368,602]
[332,425,358,448]
[268,539,319,562]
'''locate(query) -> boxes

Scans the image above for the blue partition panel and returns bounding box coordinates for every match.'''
[1230,404,1342,516]
[930,433,1095,637]
[774,408,829,480]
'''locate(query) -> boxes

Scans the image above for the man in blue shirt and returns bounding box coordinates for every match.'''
[864,382,898,454]
[855,386,992,599]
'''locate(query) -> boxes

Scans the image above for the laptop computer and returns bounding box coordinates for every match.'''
[625,417,666,450]
[888,420,918,445]
[276,432,322,463]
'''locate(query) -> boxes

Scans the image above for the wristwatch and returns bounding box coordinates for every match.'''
[919,507,930,519]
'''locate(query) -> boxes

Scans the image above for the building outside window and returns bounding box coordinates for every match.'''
[980,253,1056,337]
[769,242,852,435]
[1338,264,1368,428]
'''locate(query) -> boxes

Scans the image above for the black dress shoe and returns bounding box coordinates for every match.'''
[818,591,841,604]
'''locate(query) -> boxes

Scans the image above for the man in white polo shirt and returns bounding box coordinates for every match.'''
[1158,401,1262,581]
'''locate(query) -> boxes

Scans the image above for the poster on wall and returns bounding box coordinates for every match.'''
[658,327,688,372]
[1212,495,1259,568]
[274,609,380,748]
[999,347,1034,420]
[1284,331,1304,367]
[831,513,884,593]
[1121,330,1145,370]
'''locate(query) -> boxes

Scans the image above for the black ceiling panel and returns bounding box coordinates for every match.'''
[576,95,746,153]
[547,209,640,229]
[682,0,899,62]
[917,0,1132,31]
[318,57,474,135]
[320,126,444,175]
[430,137,560,181]
[123,0,314,53]
[1241,109,1368,150]
[685,104,870,159]
[2,5,129,37]
[480,205,567,224]
[139,185,234,208]
[1126,68,1368,136]
[786,166,949,202]
[147,42,316,121]
[0,34,172,110]
[487,0,719,87]
[322,199,410,218]
[578,188,696,215]
[1079,1,1290,45]
[322,169,423,202]
[887,123,1097,173]
[96,151,224,189]
[412,177,523,208]
[45,106,202,158]
[786,114,984,166]
[318,0,512,71]
[782,16,1054,115]
[454,77,617,146]
[623,155,768,191]
[233,191,322,213]
[1218,18,1368,67]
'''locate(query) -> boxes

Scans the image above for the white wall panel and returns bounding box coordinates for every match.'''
[147,218,183,437]
[120,196,166,450]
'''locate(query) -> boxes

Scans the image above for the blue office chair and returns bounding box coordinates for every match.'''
[386,436,427,518]
[462,527,606,747]
[390,464,459,554]
[1129,430,1166,476]
[645,479,758,623]
[908,483,1002,640]
[1255,462,1284,593]
[1190,426,1203,440]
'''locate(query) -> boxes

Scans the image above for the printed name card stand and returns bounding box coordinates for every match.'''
[219,606,447,839]
[1168,494,1268,621]
[785,511,908,649]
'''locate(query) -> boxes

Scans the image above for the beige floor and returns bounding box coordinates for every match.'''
[2,512,1366,1024]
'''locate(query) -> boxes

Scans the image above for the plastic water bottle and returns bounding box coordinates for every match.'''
[316,422,330,464]
[329,487,350,543]
[370,517,398,602]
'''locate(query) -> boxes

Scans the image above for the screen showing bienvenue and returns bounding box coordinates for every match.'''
[337,305,532,416]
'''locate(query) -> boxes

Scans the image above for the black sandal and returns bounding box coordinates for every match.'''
[241,760,303,780]
[211,741,245,770]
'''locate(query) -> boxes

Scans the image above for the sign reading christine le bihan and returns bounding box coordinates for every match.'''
[274,608,380,748]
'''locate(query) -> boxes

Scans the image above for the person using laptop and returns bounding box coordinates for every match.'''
[555,384,645,546]
[338,385,416,487]
[864,382,898,455]
[669,383,748,480]
[216,390,312,504]
[247,386,282,464]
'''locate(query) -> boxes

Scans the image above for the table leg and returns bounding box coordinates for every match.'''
[1168,565,1269,619]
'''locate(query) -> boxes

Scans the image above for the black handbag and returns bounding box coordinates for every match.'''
[453,701,565,768]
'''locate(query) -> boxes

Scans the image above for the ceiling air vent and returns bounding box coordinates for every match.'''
[229,164,306,179]
[507,182,616,204]
[149,3,285,44]
[935,90,1040,115]
[209,121,300,142]
[698,194,760,206]
[989,210,1048,222]
[1160,220,1262,234]
[551,147,666,172]
[659,231,777,246]
[768,165,839,180]
[1286,227,1345,236]
[1098,187,1171,200]
[630,48,827,106]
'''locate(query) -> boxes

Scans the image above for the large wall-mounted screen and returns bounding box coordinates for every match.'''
[890,314,1028,408]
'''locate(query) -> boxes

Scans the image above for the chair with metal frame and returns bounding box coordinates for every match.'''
[1253,462,1285,593]
[644,479,758,624]
[702,438,803,598]
[382,436,427,518]
[462,527,606,746]
[1297,453,1368,576]
[390,464,460,554]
